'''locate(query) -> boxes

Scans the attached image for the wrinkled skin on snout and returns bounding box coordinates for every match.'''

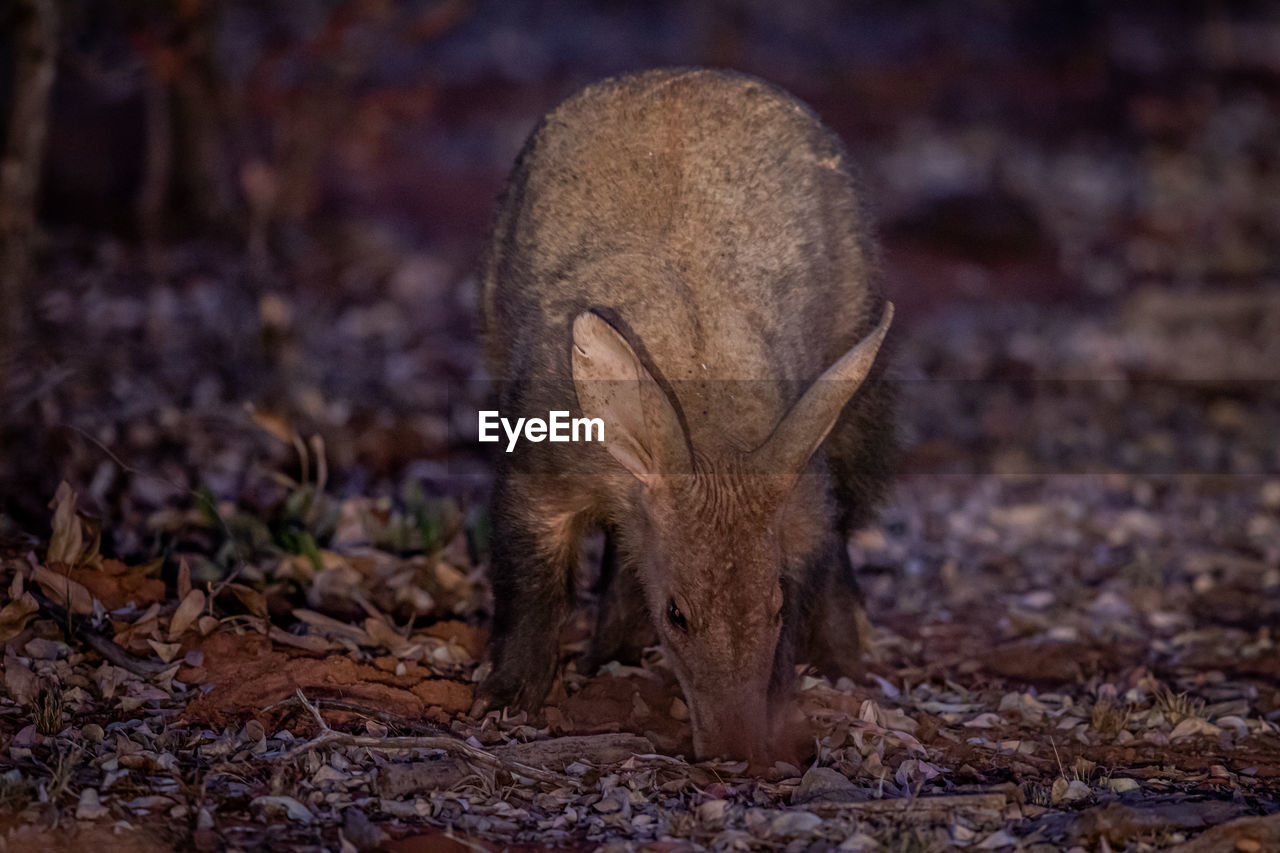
[628,480,793,765]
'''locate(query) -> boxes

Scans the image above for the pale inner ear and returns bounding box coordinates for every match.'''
[571,311,690,484]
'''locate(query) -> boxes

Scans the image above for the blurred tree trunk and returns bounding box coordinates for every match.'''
[167,0,235,234]
[137,53,173,263]
[0,0,58,368]
[135,0,237,262]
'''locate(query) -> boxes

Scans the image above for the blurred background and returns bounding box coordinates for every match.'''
[2,0,1279,548]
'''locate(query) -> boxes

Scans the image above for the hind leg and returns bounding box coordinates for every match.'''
[798,533,868,681]
[582,531,656,672]
[809,380,893,677]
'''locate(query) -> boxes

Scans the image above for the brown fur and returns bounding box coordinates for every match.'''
[475,68,895,764]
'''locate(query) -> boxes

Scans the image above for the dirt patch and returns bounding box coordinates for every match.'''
[178,630,473,728]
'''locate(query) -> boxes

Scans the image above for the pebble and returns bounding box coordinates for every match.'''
[793,766,857,804]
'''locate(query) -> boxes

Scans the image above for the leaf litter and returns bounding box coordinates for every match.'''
[4,342,1279,850]
[3,6,1280,851]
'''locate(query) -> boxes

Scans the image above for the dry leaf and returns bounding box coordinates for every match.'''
[3,652,40,705]
[148,640,182,663]
[33,564,95,615]
[697,799,729,824]
[48,482,84,565]
[1051,777,1090,804]
[363,616,408,652]
[0,591,39,643]
[251,796,313,823]
[68,560,165,610]
[230,583,269,619]
[267,625,333,652]
[75,788,110,821]
[294,609,372,644]
[1170,718,1221,740]
[169,589,206,641]
[247,405,301,447]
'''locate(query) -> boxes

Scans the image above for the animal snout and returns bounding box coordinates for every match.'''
[689,689,774,766]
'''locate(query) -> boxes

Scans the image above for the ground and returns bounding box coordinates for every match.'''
[2,292,1278,850]
[2,2,1280,851]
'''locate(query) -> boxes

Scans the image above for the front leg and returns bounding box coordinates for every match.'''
[474,473,583,716]
[797,533,867,681]
[582,530,657,672]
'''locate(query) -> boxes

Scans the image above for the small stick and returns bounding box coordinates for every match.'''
[30,589,169,676]
[263,693,450,736]
[281,689,570,786]
[814,792,1009,817]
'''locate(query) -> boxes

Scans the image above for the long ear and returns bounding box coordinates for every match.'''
[571,311,691,484]
[751,303,893,486]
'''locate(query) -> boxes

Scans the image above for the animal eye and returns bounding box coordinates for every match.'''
[666,599,688,632]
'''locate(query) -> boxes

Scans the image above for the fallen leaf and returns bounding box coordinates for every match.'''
[48,482,84,565]
[24,637,59,659]
[3,652,39,705]
[248,405,302,448]
[148,640,182,663]
[230,584,269,619]
[168,589,206,641]
[0,592,39,643]
[251,795,313,823]
[69,561,166,610]
[1170,718,1221,740]
[267,625,332,652]
[770,811,823,836]
[697,799,729,824]
[839,832,879,852]
[794,766,857,804]
[364,615,408,652]
[294,609,373,644]
[978,829,1019,849]
[75,788,110,820]
[33,565,95,615]
[1052,777,1091,804]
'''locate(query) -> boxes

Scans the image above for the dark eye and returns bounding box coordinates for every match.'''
[666,598,688,632]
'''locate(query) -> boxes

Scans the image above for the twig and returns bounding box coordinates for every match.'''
[495,733,654,770]
[632,752,687,763]
[263,693,450,736]
[29,589,169,677]
[441,828,493,853]
[281,689,570,786]
[808,791,1009,818]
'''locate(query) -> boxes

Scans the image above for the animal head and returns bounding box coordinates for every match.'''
[571,304,892,763]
